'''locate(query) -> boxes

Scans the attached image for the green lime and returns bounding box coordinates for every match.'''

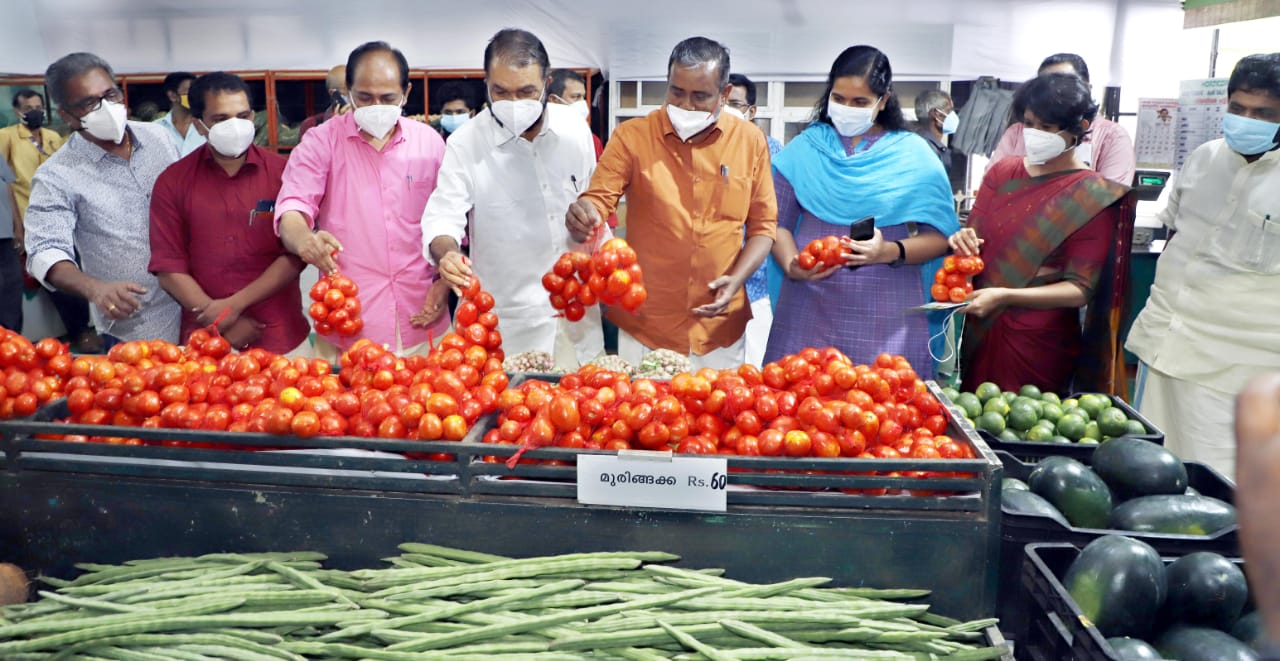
[955,393,983,419]
[1062,397,1079,409]
[1051,435,1074,444]
[941,387,961,403]
[1125,419,1148,436]
[983,397,1011,417]
[1001,391,1019,404]
[1018,384,1043,400]
[1078,437,1100,445]
[1008,403,1040,432]
[1083,421,1102,441]
[1025,425,1054,442]
[974,382,1003,404]
[976,411,1007,434]
[998,429,1023,442]
[1035,419,1057,432]
[1040,403,1065,423]
[1078,394,1110,420]
[1055,414,1088,441]
[1097,407,1130,438]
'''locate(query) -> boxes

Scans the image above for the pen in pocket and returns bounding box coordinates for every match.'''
[571,174,579,193]
[720,165,729,182]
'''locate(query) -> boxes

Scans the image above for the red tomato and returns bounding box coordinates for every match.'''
[310,278,330,301]
[948,287,968,304]
[783,430,812,457]
[621,284,647,311]
[441,414,468,441]
[332,275,359,297]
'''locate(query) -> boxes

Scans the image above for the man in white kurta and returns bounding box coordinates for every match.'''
[422,28,603,369]
[1126,53,1280,481]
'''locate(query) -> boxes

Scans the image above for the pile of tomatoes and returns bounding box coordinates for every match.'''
[44,275,508,448]
[931,254,985,303]
[0,328,71,419]
[541,238,647,321]
[484,349,974,484]
[309,271,364,337]
[797,235,851,270]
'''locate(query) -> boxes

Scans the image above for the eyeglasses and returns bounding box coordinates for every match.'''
[727,100,752,111]
[71,88,124,116]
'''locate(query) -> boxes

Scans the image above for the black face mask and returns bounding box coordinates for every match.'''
[22,109,44,129]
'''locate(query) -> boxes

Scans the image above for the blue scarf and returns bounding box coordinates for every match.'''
[767,122,960,362]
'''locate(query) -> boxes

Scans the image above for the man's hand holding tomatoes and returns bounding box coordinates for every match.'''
[948,228,984,257]
[436,250,473,293]
[565,199,603,244]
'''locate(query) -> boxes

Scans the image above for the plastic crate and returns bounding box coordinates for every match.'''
[996,451,1237,647]
[1020,543,1246,660]
[936,389,1164,463]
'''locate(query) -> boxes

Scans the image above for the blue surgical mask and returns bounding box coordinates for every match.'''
[941,111,959,135]
[441,113,470,134]
[1222,112,1280,156]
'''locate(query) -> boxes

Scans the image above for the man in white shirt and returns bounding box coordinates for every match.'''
[422,28,604,369]
[1126,53,1280,480]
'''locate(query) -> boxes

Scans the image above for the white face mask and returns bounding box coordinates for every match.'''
[828,95,879,137]
[491,96,545,137]
[1023,127,1070,164]
[567,99,590,120]
[202,117,256,158]
[941,111,959,135]
[666,103,719,141]
[723,106,746,120]
[353,102,402,139]
[81,100,127,144]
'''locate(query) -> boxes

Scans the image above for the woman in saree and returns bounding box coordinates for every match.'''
[764,45,958,373]
[949,72,1130,393]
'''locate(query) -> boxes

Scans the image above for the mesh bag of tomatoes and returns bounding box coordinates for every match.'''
[797,235,851,270]
[0,328,71,420]
[931,254,985,303]
[542,237,647,321]
[309,272,364,337]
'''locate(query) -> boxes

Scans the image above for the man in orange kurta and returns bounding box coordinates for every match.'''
[567,37,776,369]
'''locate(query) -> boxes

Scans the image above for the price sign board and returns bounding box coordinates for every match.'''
[577,451,728,512]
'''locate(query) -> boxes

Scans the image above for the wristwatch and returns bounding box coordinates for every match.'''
[888,240,906,268]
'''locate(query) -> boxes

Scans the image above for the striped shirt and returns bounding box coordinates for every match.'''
[25,122,182,342]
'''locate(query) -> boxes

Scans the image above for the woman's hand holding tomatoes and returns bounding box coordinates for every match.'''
[948,228,984,257]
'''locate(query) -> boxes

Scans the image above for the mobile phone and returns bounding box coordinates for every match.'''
[849,216,875,241]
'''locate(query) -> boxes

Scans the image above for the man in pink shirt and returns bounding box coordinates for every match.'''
[275,41,451,359]
[988,53,1136,186]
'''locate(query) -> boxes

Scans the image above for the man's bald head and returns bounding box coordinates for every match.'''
[326,65,347,94]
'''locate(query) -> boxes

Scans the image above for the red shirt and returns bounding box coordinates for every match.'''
[149,145,309,353]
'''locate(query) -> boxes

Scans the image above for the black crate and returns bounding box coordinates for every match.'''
[0,379,1006,621]
[0,398,475,495]
[996,451,1237,647]
[937,389,1165,463]
[1020,543,1246,661]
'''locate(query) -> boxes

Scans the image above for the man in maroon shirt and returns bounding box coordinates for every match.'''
[149,72,309,354]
